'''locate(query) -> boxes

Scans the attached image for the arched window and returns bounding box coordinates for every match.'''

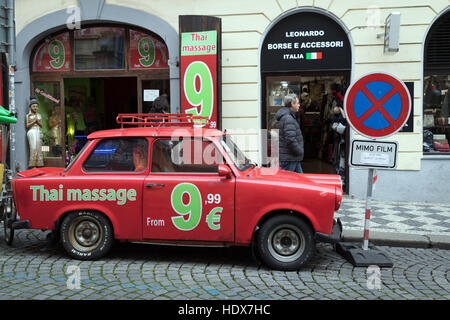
[29,24,170,167]
[423,11,450,154]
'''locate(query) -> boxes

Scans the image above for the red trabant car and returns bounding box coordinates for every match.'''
[8,114,343,270]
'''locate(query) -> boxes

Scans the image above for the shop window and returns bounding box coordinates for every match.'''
[129,30,169,70]
[33,32,71,71]
[423,75,450,153]
[151,138,223,173]
[266,77,301,135]
[33,82,63,161]
[83,138,148,172]
[74,27,125,70]
[423,12,450,153]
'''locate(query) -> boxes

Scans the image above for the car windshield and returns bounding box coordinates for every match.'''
[220,135,255,171]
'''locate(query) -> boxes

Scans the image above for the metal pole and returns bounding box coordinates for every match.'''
[363,168,374,250]
[6,0,15,174]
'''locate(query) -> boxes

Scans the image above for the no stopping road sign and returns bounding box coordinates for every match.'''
[344,72,411,139]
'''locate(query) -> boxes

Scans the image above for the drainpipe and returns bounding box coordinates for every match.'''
[6,0,15,174]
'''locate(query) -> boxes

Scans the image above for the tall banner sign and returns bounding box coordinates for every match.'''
[179,16,221,129]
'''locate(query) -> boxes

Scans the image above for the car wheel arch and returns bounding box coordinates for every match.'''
[54,208,117,237]
[252,209,315,240]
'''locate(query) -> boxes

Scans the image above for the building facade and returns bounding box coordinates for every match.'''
[12,0,450,202]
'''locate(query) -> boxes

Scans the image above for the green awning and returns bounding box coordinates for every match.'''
[0,105,17,124]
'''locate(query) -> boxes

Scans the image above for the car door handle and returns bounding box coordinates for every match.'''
[146,183,165,188]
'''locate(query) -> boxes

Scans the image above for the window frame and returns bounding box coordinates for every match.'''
[29,23,170,74]
[423,11,450,156]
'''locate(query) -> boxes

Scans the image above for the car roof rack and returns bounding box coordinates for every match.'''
[116,113,210,128]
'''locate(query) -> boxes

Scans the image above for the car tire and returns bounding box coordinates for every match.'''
[255,214,315,271]
[60,211,113,260]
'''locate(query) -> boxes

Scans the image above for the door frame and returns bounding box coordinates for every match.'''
[261,70,351,193]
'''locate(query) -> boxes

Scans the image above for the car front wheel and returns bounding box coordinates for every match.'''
[60,211,113,260]
[255,215,315,271]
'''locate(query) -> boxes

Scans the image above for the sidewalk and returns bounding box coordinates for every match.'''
[335,195,450,249]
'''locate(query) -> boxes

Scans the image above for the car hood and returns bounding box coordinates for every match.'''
[16,167,64,178]
[248,166,342,189]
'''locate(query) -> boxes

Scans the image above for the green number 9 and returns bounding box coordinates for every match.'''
[171,183,202,231]
[184,61,213,126]
[48,40,65,69]
[138,37,155,67]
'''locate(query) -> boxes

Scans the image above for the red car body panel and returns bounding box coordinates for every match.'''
[234,168,341,244]
[13,127,342,247]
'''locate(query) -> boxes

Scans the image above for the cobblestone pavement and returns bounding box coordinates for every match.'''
[0,229,449,300]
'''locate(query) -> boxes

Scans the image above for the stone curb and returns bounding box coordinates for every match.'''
[342,230,450,250]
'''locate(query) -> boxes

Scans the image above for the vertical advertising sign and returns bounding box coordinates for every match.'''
[180,30,218,128]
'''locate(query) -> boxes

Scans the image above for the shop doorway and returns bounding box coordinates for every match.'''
[64,77,137,132]
[63,77,137,158]
[263,72,350,191]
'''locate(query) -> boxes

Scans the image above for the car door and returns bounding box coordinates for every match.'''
[142,137,235,242]
[80,137,148,239]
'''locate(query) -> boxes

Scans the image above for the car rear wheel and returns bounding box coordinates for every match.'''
[255,215,315,271]
[60,211,113,260]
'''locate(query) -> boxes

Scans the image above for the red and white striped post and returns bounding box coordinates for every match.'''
[363,168,377,250]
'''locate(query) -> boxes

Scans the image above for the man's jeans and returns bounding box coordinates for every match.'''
[280,161,303,173]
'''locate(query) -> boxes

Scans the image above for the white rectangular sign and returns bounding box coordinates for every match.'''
[143,89,159,102]
[350,140,398,169]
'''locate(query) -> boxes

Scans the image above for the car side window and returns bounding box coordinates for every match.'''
[83,138,148,172]
[151,138,223,173]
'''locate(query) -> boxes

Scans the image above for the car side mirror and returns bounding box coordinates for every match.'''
[218,164,232,178]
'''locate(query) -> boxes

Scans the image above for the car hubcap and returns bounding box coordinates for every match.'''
[75,221,99,246]
[268,224,306,263]
[69,216,103,252]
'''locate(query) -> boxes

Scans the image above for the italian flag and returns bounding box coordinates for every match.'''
[306,52,322,60]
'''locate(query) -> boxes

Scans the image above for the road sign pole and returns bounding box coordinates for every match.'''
[363,168,377,250]
[336,166,391,266]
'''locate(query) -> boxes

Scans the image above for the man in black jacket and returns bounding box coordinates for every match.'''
[275,93,304,173]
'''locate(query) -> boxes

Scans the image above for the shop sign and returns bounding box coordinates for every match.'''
[180,30,217,128]
[33,32,71,72]
[129,30,169,69]
[261,12,351,72]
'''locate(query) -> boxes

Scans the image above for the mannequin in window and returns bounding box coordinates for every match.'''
[48,106,62,156]
[26,98,44,168]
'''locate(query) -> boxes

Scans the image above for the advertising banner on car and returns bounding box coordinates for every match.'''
[33,32,71,71]
[180,30,218,128]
